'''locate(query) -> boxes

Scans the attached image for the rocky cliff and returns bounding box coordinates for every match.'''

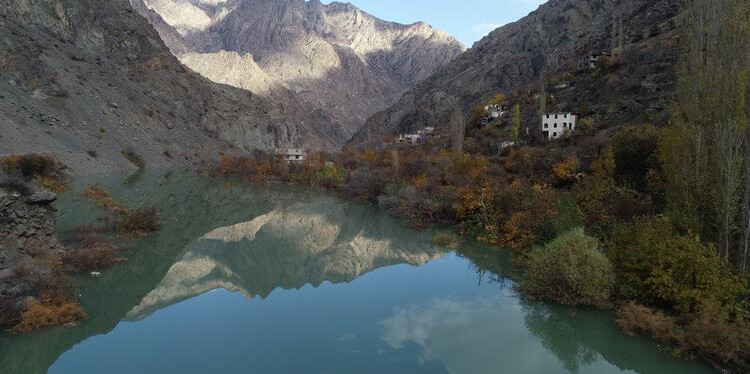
[353,0,681,143]
[0,0,303,174]
[131,0,465,146]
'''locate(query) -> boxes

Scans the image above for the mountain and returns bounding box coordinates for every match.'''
[352,0,681,143]
[125,200,443,320]
[130,0,465,146]
[0,0,304,174]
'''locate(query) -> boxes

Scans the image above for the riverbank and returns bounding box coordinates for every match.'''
[209,136,749,374]
[0,172,719,374]
[0,154,160,332]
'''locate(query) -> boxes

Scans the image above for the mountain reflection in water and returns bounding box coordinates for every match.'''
[0,172,716,374]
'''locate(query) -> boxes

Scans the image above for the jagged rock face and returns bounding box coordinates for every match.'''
[353,0,680,143]
[0,0,302,174]
[131,0,465,147]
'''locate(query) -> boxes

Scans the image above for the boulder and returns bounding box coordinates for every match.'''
[27,190,57,204]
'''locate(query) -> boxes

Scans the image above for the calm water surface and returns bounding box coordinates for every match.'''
[0,172,716,374]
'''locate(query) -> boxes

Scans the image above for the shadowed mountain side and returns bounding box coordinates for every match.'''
[0,172,440,374]
[0,0,303,174]
[176,50,352,147]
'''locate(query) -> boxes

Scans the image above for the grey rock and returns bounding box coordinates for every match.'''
[27,191,58,205]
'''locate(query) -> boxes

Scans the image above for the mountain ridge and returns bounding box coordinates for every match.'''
[131,0,465,147]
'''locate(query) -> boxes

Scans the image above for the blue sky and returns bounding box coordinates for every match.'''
[320,0,548,46]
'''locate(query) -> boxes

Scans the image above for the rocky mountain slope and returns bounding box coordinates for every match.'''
[0,0,303,174]
[353,0,681,143]
[130,0,465,145]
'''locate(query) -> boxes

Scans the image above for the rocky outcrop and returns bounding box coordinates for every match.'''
[353,0,680,143]
[0,0,304,174]
[131,0,465,146]
[0,186,64,326]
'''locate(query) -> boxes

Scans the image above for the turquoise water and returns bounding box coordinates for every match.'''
[0,172,716,374]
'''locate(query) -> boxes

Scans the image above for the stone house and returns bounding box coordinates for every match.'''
[276,148,307,162]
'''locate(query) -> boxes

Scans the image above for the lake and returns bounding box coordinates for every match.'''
[0,171,716,374]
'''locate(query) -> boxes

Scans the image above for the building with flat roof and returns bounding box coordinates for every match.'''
[542,113,578,140]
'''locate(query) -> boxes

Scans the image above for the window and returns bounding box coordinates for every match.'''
[544,123,548,129]
[553,132,558,138]
[564,113,568,118]
[554,123,558,128]
[555,114,558,119]
[546,114,550,119]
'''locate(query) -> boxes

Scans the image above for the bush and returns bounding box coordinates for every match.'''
[617,301,750,371]
[1,154,62,180]
[83,186,160,236]
[35,176,67,194]
[308,164,347,188]
[12,300,86,332]
[616,302,685,347]
[114,208,160,236]
[607,216,743,313]
[522,228,614,306]
[63,229,122,271]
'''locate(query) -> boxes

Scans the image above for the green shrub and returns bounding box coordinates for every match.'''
[607,216,743,313]
[521,228,614,306]
[308,164,347,188]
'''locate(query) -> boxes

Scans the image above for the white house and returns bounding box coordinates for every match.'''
[397,134,422,145]
[542,113,578,140]
[277,148,307,162]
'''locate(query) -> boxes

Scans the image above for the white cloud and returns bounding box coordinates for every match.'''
[471,23,503,36]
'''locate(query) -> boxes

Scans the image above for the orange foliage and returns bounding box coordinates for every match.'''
[552,156,581,184]
[501,211,537,251]
[12,300,86,333]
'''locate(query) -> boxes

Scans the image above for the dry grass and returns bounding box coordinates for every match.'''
[114,208,160,237]
[83,186,126,212]
[12,300,86,333]
[35,176,68,194]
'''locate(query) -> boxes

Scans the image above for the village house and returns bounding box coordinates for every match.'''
[276,148,307,162]
[396,133,423,145]
[484,104,508,119]
[396,127,435,146]
[542,112,578,140]
[577,52,610,71]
